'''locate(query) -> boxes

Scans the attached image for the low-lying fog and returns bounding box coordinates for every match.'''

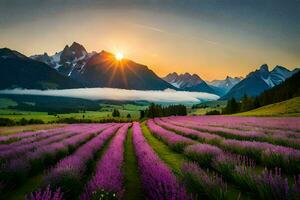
[0,88,219,103]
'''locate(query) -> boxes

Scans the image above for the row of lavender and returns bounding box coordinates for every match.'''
[0,124,112,194]
[153,117,300,174]
[3,116,299,200]
[168,116,300,145]
[41,123,125,199]
[26,122,194,200]
[147,117,300,200]
[172,116,300,133]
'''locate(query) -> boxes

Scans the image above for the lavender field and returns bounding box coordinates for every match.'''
[1,116,300,200]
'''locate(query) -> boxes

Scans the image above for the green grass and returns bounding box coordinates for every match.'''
[0,98,18,108]
[189,107,223,115]
[100,103,145,119]
[189,100,226,116]
[123,128,143,200]
[0,103,143,123]
[141,123,186,176]
[100,103,147,111]
[234,97,300,117]
[194,100,227,108]
[118,109,140,118]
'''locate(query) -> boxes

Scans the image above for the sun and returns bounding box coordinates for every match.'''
[115,52,124,61]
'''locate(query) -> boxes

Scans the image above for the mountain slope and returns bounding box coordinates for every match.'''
[0,48,82,89]
[163,72,203,88]
[234,96,300,117]
[31,42,95,77]
[256,70,300,106]
[163,72,216,94]
[77,51,176,90]
[207,76,242,95]
[221,64,299,99]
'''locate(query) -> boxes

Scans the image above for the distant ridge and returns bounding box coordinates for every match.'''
[163,72,216,94]
[1,43,298,95]
[207,76,242,96]
[221,64,299,99]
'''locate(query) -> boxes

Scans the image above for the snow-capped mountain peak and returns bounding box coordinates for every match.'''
[221,64,299,99]
[30,42,90,77]
[162,72,217,94]
[163,72,203,88]
[270,65,299,85]
[207,76,242,92]
[253,64,297,87]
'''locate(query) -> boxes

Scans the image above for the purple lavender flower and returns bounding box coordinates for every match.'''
[45,124,123,197]
[163,116,266,139]
[181,162,227,199]
[184,144,223,167]
[155,118,222,141]
[132,122,191,200]
[81,123,131,200]
[25,185,63,200]
[146,119,194,151]
[0,124,111,191]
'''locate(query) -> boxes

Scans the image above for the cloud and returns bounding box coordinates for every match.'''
[133,23,166,33]
[0,88,219,103]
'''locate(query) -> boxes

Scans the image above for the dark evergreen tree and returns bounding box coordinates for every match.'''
[140,110,145,119]
[112,109,120,117]
[222,98,240,114]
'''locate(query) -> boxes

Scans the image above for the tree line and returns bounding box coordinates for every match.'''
[145,103,187,118]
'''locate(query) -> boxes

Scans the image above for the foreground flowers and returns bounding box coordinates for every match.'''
[25,185,63,200]
[81,123,131,199]
[45,124,122,198]
[132,122,191,199]
[0,115,298,200]
[147,119,194,152]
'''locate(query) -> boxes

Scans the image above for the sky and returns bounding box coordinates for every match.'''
[1,0,300,80]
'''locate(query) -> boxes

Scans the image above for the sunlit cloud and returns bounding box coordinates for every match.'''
[0,88,219,103]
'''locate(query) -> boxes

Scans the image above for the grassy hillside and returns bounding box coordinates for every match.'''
[189,100,226,115]
[234,96,300,117]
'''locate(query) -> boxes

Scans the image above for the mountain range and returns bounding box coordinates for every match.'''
[221,64,299,99]
[30,42,96,77]
[0,48,82,89]
[162,72,243,96]
[1,42,298,100]
[207,76,243,95]
[163,72,216,94]
[2,42,174,91]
